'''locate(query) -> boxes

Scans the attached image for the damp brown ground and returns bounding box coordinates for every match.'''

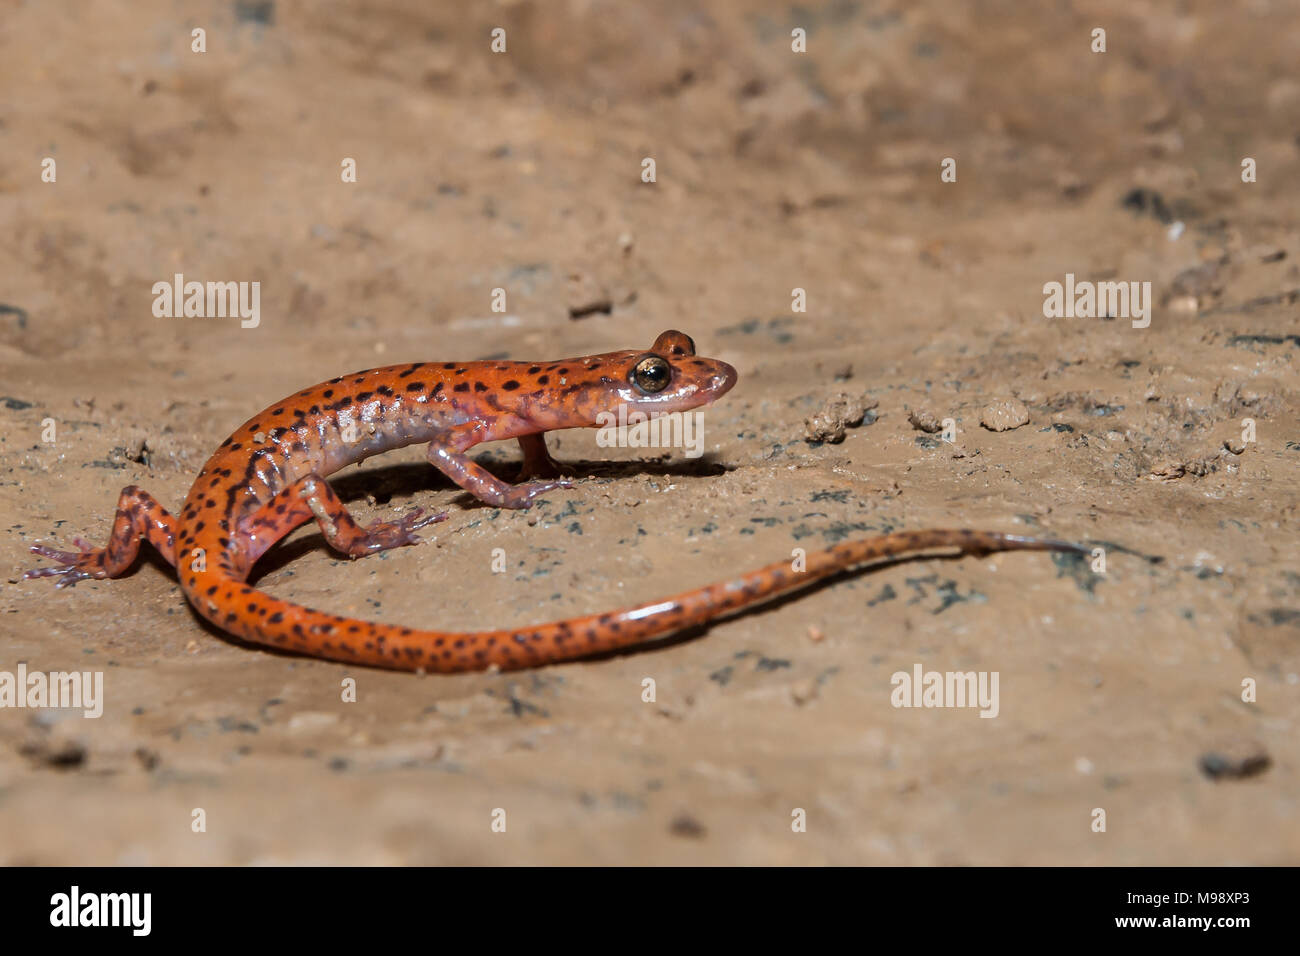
[1,1,1296,864]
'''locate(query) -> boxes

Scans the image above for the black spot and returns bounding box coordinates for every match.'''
[502,380,520,391]
[406,382,426,392]
[537,375,549,385]
[454,382,470,393]
[474,382,488,392]
[323,389,334,399]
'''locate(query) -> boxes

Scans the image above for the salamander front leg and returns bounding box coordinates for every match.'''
[239,474,447,565]
[25,485,178,588]
[428,443,572,509]
[516,433,571,481]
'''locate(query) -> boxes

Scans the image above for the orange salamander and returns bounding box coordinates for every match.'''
[26,330,1088,672]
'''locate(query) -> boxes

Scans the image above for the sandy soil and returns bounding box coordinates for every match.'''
[1,1,1297,864]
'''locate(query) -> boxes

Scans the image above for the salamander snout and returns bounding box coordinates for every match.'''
[701,360,738,403]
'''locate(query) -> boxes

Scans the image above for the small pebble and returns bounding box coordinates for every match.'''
[908,409,943,433]
[1200,740,1271,781]
[669,814,707,838]
[979,399,1029,431]
[790,678,819,706]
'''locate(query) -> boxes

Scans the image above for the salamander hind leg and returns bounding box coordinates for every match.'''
[239,473,447,565]
[25,485,178,588]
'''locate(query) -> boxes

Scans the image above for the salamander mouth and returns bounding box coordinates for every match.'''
[659,361,736,412]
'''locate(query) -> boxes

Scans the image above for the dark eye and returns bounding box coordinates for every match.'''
[631,356,671,393]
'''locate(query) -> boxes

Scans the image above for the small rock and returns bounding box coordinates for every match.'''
[979,399,1030,432]
[790,678,820,706]
[287,711,341,734]
[908,409,943,433]
[566,272,613,319]
[1199,740,1271,780]
[803,393,877,444]
[1057,172,1091,200]
[1168,262,1222,300]
[669,814,707,838]
[1121,187,1172,224]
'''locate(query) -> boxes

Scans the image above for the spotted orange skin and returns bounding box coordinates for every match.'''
[26,330,1086,672]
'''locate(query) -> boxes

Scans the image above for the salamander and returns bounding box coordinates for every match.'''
[25,330,1088,672]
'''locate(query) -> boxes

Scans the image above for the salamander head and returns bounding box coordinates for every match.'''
[519,330,738,429]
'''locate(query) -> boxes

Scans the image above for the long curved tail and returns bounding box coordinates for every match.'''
[185,529,1088,672]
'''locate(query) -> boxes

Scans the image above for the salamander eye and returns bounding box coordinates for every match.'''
[630,356,671,394]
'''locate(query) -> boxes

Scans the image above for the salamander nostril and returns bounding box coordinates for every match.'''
[710,362,738,394]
